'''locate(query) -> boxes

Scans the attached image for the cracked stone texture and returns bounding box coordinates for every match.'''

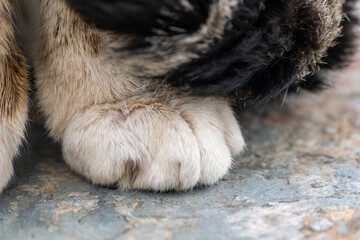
[1,56,360,240]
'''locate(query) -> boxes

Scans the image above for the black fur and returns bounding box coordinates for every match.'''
[66,0,212,36]
[169,0,358,106]
[67,0,359,107]
[169,0,298,105]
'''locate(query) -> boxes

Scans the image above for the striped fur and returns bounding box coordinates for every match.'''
[0,0,28,192]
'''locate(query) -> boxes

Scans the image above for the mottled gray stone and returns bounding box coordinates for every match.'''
[1,62,360,240]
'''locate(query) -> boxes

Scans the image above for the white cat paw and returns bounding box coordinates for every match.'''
[62,97,245,191]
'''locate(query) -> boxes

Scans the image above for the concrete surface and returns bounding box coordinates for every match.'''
[1,61,360,239]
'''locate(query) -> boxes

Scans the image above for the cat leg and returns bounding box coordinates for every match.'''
[0,0,29,192]
[33,0,245,191]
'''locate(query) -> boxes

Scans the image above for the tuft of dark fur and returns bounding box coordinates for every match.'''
[169,0,352,106]
[300,0,359,91]
[169,0,298,103]
[65,0,212,36]
[67,0,359,107]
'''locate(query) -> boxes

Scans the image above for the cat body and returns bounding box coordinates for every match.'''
[0,0,358,192]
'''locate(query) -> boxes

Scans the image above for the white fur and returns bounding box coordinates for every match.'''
[0,117,27,192]
[0,122,15,192]
[61,97,244,191]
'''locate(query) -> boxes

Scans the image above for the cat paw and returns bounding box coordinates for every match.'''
[0,121,24,193]
[61,97,245,191]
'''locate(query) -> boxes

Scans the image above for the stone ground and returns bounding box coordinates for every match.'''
[1,58,360,240]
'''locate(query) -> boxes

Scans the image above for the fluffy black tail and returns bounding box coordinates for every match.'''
[66,0,359,107]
